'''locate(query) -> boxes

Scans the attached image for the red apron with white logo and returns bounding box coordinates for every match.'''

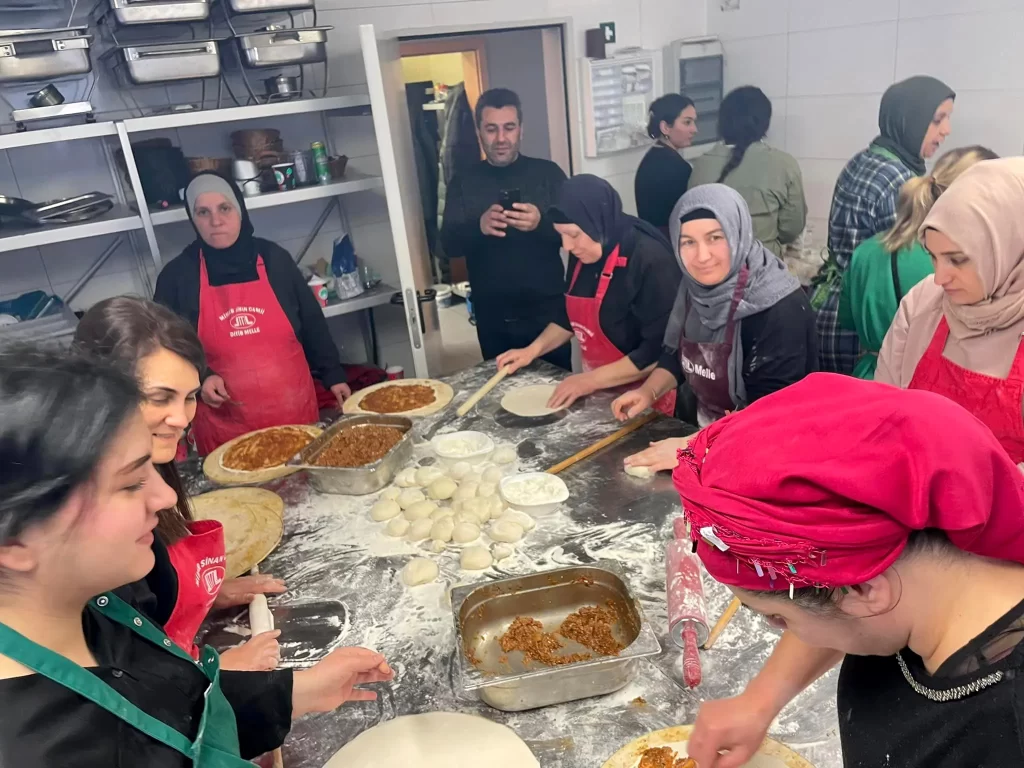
[677,269,748,427]
[164,519,226,658]
[908,316,1024,463]
[566,247,676,416]
[191,252,318,455]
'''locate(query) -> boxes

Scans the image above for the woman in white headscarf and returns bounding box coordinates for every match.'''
[615,184,817,472]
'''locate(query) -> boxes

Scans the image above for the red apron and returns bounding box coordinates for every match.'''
[191,251,319,455]
[566,247,676,416]
[908,316,1024,463]
[164,519,226,658]
[677,269,749,427]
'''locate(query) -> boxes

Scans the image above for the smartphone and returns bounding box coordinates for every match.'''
[499,189,521,211]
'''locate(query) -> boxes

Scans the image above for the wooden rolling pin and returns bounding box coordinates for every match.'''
[456,366,510,416]
[704,596,742,650]
[546,412,658,474]
[249,566,282,768]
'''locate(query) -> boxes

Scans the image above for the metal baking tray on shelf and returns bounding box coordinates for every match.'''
[234,26,331,69]
[288,414,413,495]
[227,0,313,11]
[105,0,210,25]
[0,26,92,83]
[25,192,113,224]
[451,562,662,712]
[107,39,222,84]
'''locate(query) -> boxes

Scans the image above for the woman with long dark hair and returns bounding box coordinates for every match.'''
[688,86,805,259]
[0,344,392,766]
[75,296,285,671]
[634,94,698,235]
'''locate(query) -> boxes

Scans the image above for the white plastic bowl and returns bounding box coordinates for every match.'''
[499,472,569,515]
[431,430,495,466]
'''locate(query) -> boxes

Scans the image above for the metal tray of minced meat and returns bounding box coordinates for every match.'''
[288,414,413,495]
[452,563,661,711]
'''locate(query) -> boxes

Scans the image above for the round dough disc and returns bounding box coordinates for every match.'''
[190,488,284,578]
[343,379,455,417]
[203,424,322,486]
[500,384,565,418]
[624,464,655,479]
[324,713,539,767]
[601,725,814,768]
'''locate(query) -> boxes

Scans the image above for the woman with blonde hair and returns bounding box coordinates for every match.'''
[839,145,997,379]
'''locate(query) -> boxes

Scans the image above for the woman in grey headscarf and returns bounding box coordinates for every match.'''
[614,184,817,472]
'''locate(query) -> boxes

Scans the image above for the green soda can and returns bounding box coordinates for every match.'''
[311,141,330,184]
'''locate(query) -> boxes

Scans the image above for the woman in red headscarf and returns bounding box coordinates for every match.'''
[674,374,1024,768]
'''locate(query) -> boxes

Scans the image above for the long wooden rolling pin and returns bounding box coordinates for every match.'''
[704,596,742,650]
[249,566,282,768]
[456,366,510,416]
[546,411,658,474]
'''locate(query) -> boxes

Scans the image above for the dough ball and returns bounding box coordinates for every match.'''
[430,516,456,543]
[406,518,434,542]
[428,539,447,554]
[386,517,411,537]
[493,446,517,465]
[453,482,479,502]
[402,557,439,586]
[463,471,483,486]
[492,543,514,561]
[482,466,503,485]
[449,461,473,481]
[453,511,479,526]
[380,486,402,501]
[428,477,458,501]
[486,495,504,518]
[489,519,525,544]
[477,481,497,498]
[395,467,418,488]
[499,509,535,532]
[624,464,655,479]
[397,488,426,510]
[430,506,454,521]
[370,499,402,522]
[403,500,437,521]
[461,545,493,571]
[416,466,445,486]
[450,499,465,513]
[463,497,490,524]
[452,521,481,544]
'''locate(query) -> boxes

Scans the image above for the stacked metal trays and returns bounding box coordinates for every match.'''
[105,0,210,25]
[0,27,92,83]
[288,414,414,495]
[451,563,662,712]
[234,25,331,68]
[108,39,222,84]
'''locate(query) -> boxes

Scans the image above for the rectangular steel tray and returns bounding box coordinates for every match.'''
[114,40,221,84]
[288,414,413,495]
[0,27,92,84]
[107,0,210,25]
[451,562,661,711]
[228,0,313,12]
[235,26,330,69]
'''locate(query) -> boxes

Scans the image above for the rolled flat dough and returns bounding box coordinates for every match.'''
[601,725,813,768]
[500,384,565,417]
[324,713,539,767]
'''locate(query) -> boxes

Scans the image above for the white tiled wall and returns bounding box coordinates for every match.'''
[709,0,1024,248]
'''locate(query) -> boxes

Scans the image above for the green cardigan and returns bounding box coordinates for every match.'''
[839,234,934,379]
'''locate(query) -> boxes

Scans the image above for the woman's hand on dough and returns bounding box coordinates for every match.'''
[624,436,695,472]
[547,373,596,409]
[292,647,394,717]
[220,630,282,672]
[612,387,654,421]
[213,575,287,609]
[687,692,776,768]
[495,346,537,375]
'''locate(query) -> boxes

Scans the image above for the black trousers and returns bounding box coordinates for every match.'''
[476,312,572,372]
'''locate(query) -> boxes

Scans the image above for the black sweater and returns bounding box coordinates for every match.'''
[555,227,682,369]
[440,155,567,322]
[153,239,347,387]
[635,144,692,232]
[659,287,817,405]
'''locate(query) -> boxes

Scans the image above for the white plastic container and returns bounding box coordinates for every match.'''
[434,283,453,308]
[499,472,569,515]
[431,431,494,466]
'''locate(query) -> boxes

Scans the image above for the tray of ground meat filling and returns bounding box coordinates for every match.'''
[288,414,414,495]
[451,563,661,711]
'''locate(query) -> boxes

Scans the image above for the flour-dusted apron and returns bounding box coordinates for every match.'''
[191,251,318,455]
[677,269,749,427]
[164,520,226,659]
[566,247,676,416]
[0,592,252,767]
[908,316,1024,463]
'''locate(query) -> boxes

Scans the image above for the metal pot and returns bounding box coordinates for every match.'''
[263,75,299,96]
[27,84,64,108]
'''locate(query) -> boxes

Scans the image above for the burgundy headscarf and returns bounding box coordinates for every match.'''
[672,373,1024,590]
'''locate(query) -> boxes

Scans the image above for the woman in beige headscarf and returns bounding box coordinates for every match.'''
[876,157,1024,462]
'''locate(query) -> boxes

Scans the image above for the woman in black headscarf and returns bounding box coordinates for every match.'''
[497,175,681,412]
[153,173,349,455]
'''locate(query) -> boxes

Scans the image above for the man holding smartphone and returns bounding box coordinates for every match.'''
[441,88,570,370]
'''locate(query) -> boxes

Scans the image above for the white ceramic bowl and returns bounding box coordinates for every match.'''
[431,430,495,466]
[499,472,569,515]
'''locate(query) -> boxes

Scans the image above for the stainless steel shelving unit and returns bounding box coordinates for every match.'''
[0,206,142,254]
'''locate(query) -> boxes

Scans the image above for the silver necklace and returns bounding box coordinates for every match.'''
[896,652,1004,702]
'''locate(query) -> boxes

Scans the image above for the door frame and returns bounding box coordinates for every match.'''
[398,37,490,112]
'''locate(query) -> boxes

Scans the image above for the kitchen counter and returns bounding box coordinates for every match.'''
[185,361,842,768]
